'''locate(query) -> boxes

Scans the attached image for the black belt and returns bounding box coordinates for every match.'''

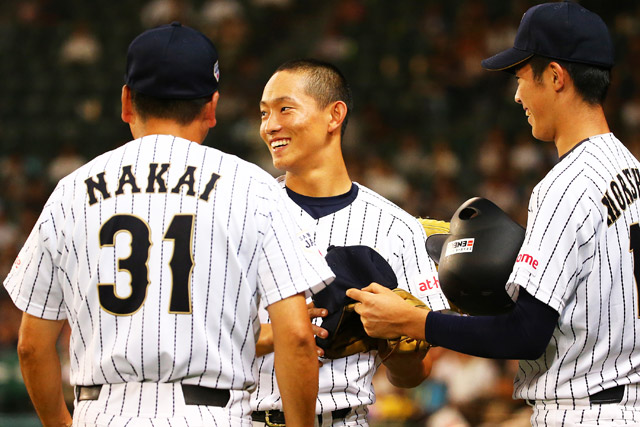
[75,384,230,407]
[252,407,351,426]
[589,385,625,404]
[526,385,625,406]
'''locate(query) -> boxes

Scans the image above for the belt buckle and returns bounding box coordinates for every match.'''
[265,410,286,427]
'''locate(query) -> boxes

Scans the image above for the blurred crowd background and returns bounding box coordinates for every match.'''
[1,0,640,425]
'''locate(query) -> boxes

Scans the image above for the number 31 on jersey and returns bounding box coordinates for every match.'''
[97,214,194,316]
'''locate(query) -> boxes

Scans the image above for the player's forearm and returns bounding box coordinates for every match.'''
[20,351,71,426]
[424,289,558,359]
[383,351,432,388]
[268,294,319,426]
[18,338,71,426]
[273,338,318,426]
[256,323,274,357]
[17,314,71,427]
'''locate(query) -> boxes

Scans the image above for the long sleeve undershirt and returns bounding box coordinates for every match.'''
[424,288,559,359]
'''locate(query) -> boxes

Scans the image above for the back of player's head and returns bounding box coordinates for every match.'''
[125,22,220,123]
[274,59,353,138]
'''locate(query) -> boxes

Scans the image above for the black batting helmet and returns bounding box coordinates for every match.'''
[426,197,525,316]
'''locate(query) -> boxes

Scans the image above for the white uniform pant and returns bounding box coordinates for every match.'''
[530,384,640,426]
[72,383,252,426]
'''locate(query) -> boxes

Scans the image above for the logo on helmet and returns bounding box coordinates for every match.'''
[445,238,475,257]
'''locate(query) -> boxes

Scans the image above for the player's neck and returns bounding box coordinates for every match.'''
[285,164,352,197]
[131,118,209,145]
[554,104,609,157]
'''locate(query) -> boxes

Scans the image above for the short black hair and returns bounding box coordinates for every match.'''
[274,58,353,139]
[526,56,611,105]
[130,90,212,125]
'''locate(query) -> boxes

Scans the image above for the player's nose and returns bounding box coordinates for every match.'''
[263,113,282,135]
[514,86,522,104]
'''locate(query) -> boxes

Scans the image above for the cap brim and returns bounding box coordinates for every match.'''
[426,233,450,265]
[481,47,534,72]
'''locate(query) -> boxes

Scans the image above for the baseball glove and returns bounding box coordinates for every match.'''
[417,217,450,239]
[376,289,432,361]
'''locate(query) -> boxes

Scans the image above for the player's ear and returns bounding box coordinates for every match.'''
[549,62,565,92]
[121,85,134,124]
[203,91,219,129]
[327,100,347,136]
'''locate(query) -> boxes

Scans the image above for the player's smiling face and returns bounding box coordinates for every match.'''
[259,70,332,172]
[514,63,556,142]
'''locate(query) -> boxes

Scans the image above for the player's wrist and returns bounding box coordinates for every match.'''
[402,306,428,341]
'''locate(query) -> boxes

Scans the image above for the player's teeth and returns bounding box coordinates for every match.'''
[271,140,289,148]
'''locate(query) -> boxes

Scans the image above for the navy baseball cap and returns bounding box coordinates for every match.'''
[481,1,613,72]
[312,245,398,353]
[125,22,220,99]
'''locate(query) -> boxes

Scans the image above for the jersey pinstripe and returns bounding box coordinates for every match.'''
[251,178,449,422]
[508,133,640,403]
[3,135,334,422]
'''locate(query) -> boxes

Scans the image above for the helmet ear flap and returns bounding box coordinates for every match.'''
[426,197,525,316]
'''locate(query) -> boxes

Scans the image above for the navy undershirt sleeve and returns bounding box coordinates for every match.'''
[425,288,559,359]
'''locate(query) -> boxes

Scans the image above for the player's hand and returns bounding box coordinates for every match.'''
[308,302,328,361]
[346,283,429,340]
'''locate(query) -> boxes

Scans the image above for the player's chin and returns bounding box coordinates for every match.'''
[271,154,291,171]
[531,128,554,143]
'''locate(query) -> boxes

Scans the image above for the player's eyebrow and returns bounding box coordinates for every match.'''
[260,96,297,106]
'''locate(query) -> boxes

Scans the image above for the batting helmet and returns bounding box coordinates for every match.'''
[426,197,525,316]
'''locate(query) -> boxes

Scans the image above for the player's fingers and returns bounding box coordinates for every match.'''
[346,288,368,302]
[312,324,328,339]
[360,282,390,294]
[371,282,395,294]
[349,302,363,315]
[308,306,327,319]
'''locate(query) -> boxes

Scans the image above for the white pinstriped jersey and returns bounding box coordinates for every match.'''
[508,133,640,402]
[252,178,449,422]
[3,135,334,422]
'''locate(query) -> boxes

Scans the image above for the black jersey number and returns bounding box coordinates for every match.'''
[629,223,640,317]
[98,214,194,316]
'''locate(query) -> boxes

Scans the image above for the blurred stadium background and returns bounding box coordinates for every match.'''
[1,0,639,425]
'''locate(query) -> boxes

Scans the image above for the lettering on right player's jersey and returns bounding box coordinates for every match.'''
[514,247,541,276]
[85,163,221,205]
[602,167,640,226]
